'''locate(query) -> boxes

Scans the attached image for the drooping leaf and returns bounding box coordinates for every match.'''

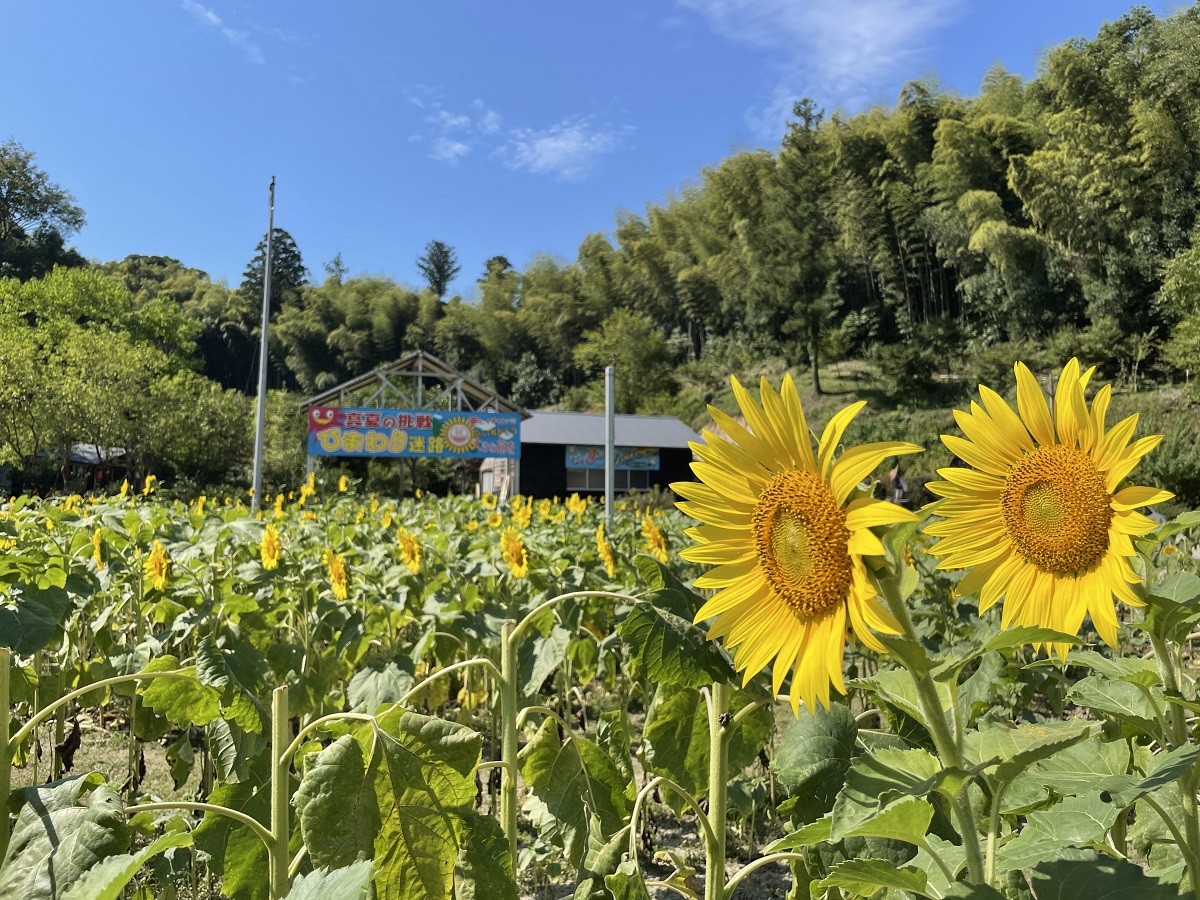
[641,684,770,814]
[0,579,70,655]
[452,811,518,900]
[137,657,221,728]
[0,775,132,900]
[1003,735,1129,812]
[293,706,482,900]
[603,859,653,900]
[841,795,935,847]
[856,668,952,730]
[771,702,857,825]
[634,555,699,619]
[1058,650,1160,688]
[519,717,631,868]
[573,821,631,900]
[347,661,415,713]
[193,755,280,900]
[763,815,832,853]
[617,601,735,688]
[519,625,571,698]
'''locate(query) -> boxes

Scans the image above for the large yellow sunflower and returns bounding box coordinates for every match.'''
[925,359,1171,649]
[673,375,922,712]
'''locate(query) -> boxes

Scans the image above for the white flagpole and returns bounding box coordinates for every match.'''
[250,177,275,511]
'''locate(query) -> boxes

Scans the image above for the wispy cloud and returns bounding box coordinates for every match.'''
[407,92,630,179]
[181,0,265,65]
[677,0,964,136]
[499,117,630,180]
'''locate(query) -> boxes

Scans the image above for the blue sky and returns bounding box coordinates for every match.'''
[1,1,1184,298]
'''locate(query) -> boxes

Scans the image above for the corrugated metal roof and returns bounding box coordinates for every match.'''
[521,411,699,448]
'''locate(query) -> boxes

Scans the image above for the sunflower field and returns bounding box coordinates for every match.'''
[3,359,1200,900]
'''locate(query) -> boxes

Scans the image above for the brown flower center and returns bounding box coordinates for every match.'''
[1001,445,1112,575]
[752,471,852,619]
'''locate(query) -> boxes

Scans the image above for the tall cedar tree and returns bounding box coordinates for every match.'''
[416,240,461,299]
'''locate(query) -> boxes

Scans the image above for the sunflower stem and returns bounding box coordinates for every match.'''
[1149,630,1200,898]
[705,681,730,900]
[499,619,519,869]
[881,581,986,884]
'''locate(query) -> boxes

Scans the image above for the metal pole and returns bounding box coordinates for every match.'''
[251,178,276,511]
[605,364,615,527]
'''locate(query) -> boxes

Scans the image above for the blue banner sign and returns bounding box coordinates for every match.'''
[565,445,660,471]
[307,407,520,459]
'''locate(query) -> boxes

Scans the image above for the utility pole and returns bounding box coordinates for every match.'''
[251,177,275,512]
[605,364,615,527]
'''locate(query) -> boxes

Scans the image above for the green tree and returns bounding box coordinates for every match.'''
[0,140,86,281]
[240,227,308,320]
[573,309,674,413]
[416,240,461,299]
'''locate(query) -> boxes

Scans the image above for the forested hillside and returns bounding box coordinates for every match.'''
[3,5,1200,494]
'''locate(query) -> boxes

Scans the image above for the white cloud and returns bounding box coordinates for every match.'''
[428,110,473,131]
[677,0,964,136]
[408,91,626,178]
[499,117,629,181]
[431,137,472,164]
[180,0,265,65]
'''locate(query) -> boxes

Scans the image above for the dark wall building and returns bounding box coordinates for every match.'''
[480,411,699,500]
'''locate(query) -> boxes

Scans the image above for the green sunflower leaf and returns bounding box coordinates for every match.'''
[1028,854,1181,898]
[813,859,928,897]
[771,701,857,824]
[283,861,374,900]
[995,793,1122,874]
[617,601,735,688]
[1067,676,1164,741]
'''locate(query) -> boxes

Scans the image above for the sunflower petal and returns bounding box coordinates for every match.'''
[1111,485,1174,511]
[830,441,923,504]
[817,401,867,479]
[1015,362,1055,446]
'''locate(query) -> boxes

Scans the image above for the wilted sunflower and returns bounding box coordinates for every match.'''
[925,359,1171,649]
[673,375,922,712]
[397,527,422,574]
[142,474,157,496]
[145,540,170,591]
[323,548,349,600]
[500,528,529,579]
[261,524,282,571]
[338,474,349,493]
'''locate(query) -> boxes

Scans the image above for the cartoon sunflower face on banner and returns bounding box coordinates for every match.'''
[440,416,479,454]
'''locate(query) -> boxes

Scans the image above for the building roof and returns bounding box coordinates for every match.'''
[301,350,525,415]
[521,411,699,449]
